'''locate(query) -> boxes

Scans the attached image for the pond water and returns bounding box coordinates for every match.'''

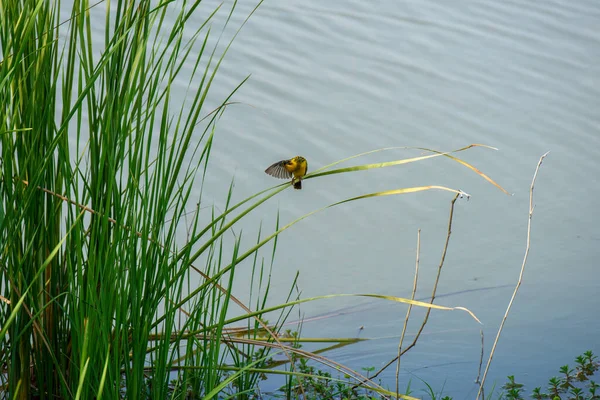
[79,0,600,397]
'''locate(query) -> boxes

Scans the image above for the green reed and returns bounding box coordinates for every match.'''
[0,0,274,398]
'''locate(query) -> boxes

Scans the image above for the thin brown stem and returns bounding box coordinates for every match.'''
[475,329,484,398]
[476,151,550,399]
[396,229,421,398]
[355,193,461,387]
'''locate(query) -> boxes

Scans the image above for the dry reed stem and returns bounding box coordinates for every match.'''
[358,193,461,387]
[476,151,550,400]
[475,329,484,398]
[395,229,421,398]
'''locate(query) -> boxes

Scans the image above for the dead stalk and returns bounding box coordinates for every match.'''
[475,329,484,399]
[476,151,549,399]
[396,229,420,398]
[356,193,461,387]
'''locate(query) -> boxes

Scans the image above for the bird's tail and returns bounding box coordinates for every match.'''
[293,179,302,190]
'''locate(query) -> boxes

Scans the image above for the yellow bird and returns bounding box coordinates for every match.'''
[265,156,308,190]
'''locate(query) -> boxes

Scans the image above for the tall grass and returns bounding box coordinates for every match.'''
[0,1,503,399]
[0,0,265,397]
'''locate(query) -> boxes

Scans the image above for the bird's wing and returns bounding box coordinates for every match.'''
[265,160,293,179]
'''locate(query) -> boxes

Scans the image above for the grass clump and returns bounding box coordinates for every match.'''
[501,351,600,400]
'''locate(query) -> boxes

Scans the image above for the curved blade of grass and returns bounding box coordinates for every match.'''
[213,292,481,330]
[156,184,466,329]
[307,150,459,179]
[309,143,508,194]
[332,186,471,205]
[311,146,424,174]
[311,143,491,174]
[412,144,510,195]
[0,128,33,135]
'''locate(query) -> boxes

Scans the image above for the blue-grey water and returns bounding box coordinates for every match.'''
[78,0,600,397]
